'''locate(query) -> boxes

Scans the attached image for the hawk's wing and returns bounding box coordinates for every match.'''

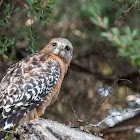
[0,52,60,139]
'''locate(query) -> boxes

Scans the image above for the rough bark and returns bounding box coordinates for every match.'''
[12,118,103,140]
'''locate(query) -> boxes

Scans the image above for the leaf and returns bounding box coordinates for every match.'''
[6,136,10,140]
[26,46,31,51]
[24,31,29,36]
[33,0,38,4]
[14,8,19,12]
[0,41,3,46]
[11,37,15,46]
[4,46,7,51]
[26,0,32,5]
[0,22,6,27]
[103,17,109,29]
[3,9,8,16]
[6,4,10,13]
[49,4,55,8]
[111,27,120,36]
[24,4,29,9]
[100,32,113,41]
[119,48,130,57]
[6,19,9,24]
[132,29,138,38]
[90,17,99,26]
[13,37,15,42]
[11,4,14,10]
[130,55,138,60]
[0,14,3,20]
[42,9,44,14]
[134,40,140,46]
[31,48,35,53]
[10,51,15,56]
[0,47,5,53]
[4,39,8,45]
[119,36,129,45]
[27,11,31,17]
[123,26,131,35]
[7,15,11,19]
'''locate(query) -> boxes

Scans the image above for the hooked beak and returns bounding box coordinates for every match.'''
[58,44,64,51]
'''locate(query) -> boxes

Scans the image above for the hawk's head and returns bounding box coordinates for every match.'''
[43,38,73,65]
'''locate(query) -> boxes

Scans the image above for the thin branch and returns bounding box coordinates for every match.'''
[121,3,135,13]
[17,0,25,5]
[116,0,138,21]
[72,105,139,128]
[87,78,120,124]
[0,10,13,23]
[71,105,88,126]
[122,0,139,13]
[126,108,140,113]
[71,78,132,127]
[29,25,35,50]
[0,0,3,7]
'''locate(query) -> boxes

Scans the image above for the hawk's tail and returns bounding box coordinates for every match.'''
[0,106,29,139]
[0,101,41,139]
[0,106,16,139]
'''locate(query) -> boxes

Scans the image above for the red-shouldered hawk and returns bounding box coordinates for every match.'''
[0,38,73,139]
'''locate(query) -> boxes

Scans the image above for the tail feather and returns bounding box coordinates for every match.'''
[28,100,42,112]
[0,118,7,128]
[6,112,18,126]
[0,106,28,139]
[0,106,18,127]
[0,100,42,139]
[0,106,20,140]
[13,105,30,124]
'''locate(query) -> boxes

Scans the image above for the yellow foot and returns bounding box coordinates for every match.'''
[34,113,39,119]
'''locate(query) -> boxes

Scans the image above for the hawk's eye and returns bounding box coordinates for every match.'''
[52,42,57,46]
[65,46,70,51]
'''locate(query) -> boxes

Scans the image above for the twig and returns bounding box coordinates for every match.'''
[88,78,131,124]
[126,108,140,113]
[71,105,88,126]
[117,78,131,83]
[122,3,135,13]
[72,105,137,128]
[94,14,127,48]
[71,78,132,127]
[0,10,13,23]
[0,129,16,134]
[87,78,120,124]
[116,0,138,21]
[89,109,135,128]
[17,0,25,5]
[0,0,3,7]
[122,0,139,13]
[29,25,35,50]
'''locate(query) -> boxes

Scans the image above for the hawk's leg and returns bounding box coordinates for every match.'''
[34,112,38,119]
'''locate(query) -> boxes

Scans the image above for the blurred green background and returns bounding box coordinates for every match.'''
[1,0,140,139]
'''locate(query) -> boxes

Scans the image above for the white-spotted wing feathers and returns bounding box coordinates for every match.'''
[0,52,60,139]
